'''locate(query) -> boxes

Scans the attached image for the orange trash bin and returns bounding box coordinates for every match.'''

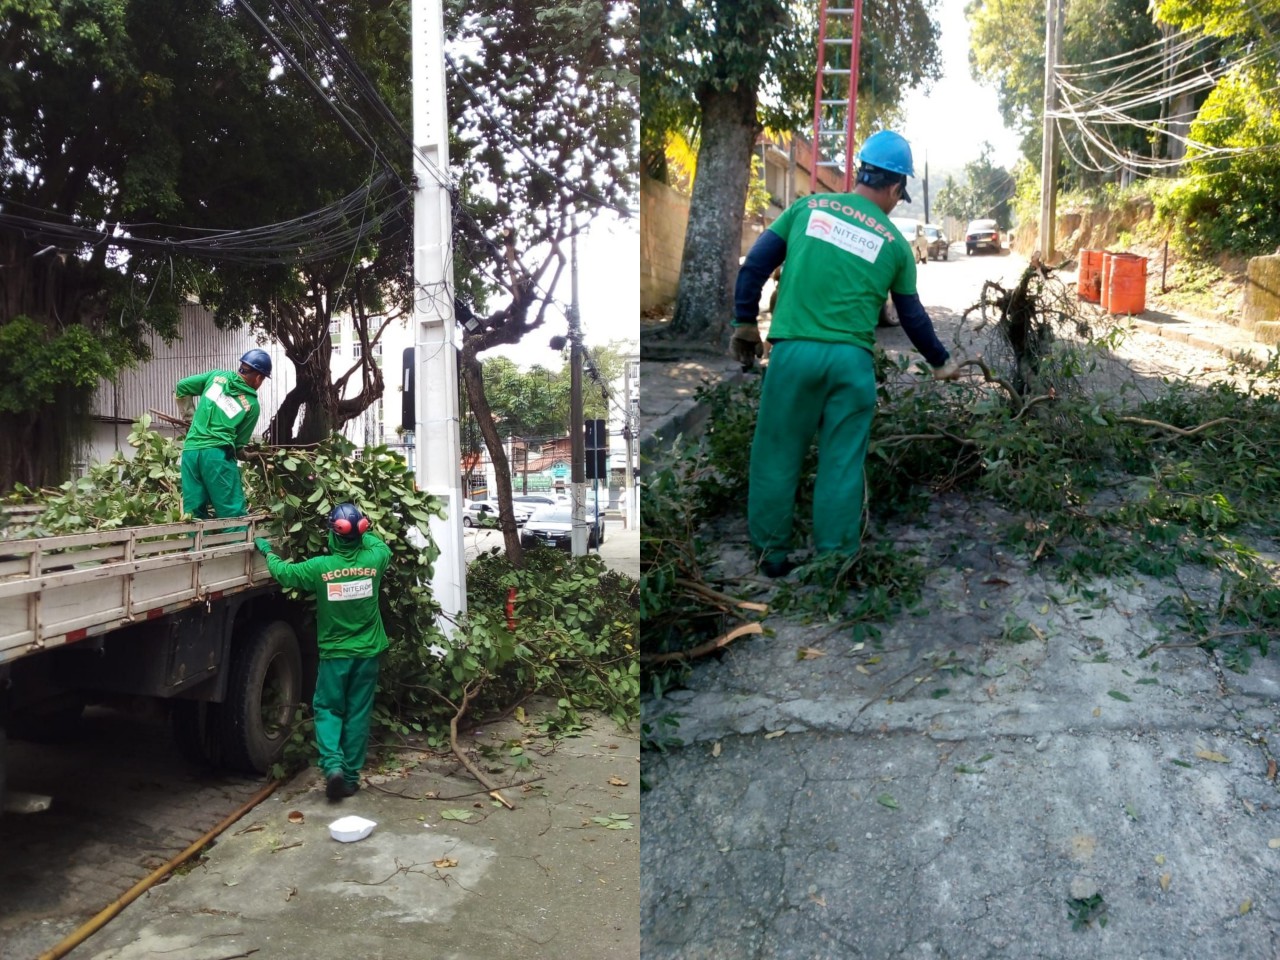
[1107,253,1148,315]
[1077,250,1102,303]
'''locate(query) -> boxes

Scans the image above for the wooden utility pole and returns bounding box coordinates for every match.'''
[1038,0,1064,261]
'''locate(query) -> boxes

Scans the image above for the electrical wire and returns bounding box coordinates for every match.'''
[0,173,408,265]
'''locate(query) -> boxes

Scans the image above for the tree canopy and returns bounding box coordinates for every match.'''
[0,0,637,487]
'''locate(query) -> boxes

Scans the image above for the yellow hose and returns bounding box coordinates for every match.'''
[37,778,281,960]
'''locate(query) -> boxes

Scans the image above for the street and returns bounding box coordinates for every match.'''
[464,519,640,579]
[641,243,1280,958]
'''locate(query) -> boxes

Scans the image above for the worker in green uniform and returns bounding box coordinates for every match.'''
[255,503,392,801]
[731,131,961,577]
[174,349,272,521]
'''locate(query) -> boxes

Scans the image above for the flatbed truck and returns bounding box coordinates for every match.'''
[0,515,313,810]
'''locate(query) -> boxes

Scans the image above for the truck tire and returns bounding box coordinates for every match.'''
[221,620,303,774]
[171,700,225,768]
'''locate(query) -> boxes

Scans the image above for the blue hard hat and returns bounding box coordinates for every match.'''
[240,348,272,378]
[328,502,369,540]
[858,131,915,178]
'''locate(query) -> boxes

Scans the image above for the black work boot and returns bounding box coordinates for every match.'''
[759,557,796,578]
[326,772,349,801]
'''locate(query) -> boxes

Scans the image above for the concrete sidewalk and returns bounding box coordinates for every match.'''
[66,706,639,960]
[640,298,1280,958]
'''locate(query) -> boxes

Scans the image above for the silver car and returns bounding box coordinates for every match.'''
[890,217,928,264]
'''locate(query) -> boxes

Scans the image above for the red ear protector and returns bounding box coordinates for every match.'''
[332,516,370,535]
[329,503,370,538]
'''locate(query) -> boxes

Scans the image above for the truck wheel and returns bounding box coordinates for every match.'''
[221,620,303,774]
[171,700,225,768]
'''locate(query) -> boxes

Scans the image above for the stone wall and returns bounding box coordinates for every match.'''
[1242,255,1280,344]
[640,176,690,314]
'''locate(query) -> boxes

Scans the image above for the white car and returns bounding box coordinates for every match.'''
[462,499,531,527]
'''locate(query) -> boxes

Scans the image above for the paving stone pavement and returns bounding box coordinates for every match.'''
[0,707,270,959]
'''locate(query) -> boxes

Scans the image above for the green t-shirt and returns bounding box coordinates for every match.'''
[766,194,917,351]
[265,532,393,659]
[175,369,261,451]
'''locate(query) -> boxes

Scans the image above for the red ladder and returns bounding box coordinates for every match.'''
[810,0,864,193]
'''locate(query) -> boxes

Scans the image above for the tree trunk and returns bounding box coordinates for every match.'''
[668,84,761,344]
[460,347,524,565]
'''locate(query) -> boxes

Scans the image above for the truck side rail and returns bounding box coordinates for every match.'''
[0,516,275,664]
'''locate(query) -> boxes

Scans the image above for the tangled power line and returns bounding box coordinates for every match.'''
[1048,25,1280,174]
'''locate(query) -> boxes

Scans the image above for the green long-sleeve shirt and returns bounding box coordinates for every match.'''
[264,531,393,659]
[175,369,261,451]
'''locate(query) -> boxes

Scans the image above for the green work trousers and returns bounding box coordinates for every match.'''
[181,447,248,520]
[748,339,878,564]
[313,655,381,788]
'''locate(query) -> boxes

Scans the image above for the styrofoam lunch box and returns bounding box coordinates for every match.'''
[328,815,377,842]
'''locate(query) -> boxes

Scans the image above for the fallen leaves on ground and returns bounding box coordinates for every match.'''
[608,776,629,786]
[1195,749,1230,763]
[434,857,459,868]
[591,814,633,830]
[440,809,474,822]
[797,647,827,660]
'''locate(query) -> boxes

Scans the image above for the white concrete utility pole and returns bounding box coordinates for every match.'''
[622,360,636,531]
[412,0,466,626]
[1038,0,1064,261]
[569,233,589,556]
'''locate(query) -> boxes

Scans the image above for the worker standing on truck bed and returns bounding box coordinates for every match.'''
[256,503,393,801]
[174,349,271,521]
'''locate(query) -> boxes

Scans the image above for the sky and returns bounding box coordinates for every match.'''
[899,0,1025,172]
[483,213,640,369]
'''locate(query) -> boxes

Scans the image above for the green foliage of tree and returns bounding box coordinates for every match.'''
[1147,1,1279,257]
[1154,0,1278,42]
[478,347,625,442]
[643,0,944,341]
[2,0,636,480]
[1155,67,1280,257]
[931,144,1016,226]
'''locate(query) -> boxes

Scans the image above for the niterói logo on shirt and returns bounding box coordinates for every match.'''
[805,210,885,263]
[327,579,374,601]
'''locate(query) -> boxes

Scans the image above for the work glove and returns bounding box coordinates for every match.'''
[254,537,274,557]
[729,324,764,369]
[174,394,195,418]
[931,357,963,382]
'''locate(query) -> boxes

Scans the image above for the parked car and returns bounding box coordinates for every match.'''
[462,499,531,527]
[513,494,566,508]
[519,503,606,550]
[890,217,928,264]
[965,219,1002,256]
[924,223,949,260]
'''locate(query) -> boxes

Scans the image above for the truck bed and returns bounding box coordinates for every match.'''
[0,518,273,665]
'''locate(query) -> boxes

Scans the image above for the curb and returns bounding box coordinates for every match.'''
[1127,316,1275,371]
